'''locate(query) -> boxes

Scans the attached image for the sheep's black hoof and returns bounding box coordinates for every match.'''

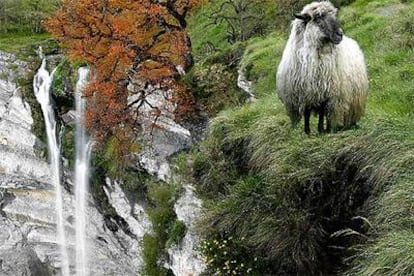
[350,123,359,130]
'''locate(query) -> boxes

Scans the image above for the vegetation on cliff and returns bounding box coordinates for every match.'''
[187,0,414,274]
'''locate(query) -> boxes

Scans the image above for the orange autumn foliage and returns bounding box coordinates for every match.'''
[46,0,202,151]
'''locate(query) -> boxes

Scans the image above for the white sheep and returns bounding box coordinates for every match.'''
[276,1,368,134]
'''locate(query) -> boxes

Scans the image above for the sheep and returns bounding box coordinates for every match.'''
[276,1,368,134]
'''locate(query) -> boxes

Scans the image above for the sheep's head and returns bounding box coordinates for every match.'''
[295,1,343,45]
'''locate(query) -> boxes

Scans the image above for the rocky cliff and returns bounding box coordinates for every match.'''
[127,78,206,275]
[0,50,206,275]
[0,51,152,275]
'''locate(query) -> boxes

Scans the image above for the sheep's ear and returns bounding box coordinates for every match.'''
[294,13,311,22]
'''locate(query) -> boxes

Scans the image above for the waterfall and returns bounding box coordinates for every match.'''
[33,57,70,276]
[74,67,91,276]
[34,55,92,275]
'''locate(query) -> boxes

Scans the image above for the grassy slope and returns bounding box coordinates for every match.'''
[0,33,51,53]
[189,0,414,274]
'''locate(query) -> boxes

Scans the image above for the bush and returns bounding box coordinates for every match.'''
[185,62,246,116]
[166,219,187,247]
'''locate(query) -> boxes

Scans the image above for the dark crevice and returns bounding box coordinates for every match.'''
[0,189,16,214]
[294,153,373,275]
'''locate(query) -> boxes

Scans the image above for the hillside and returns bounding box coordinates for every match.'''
[0,0,413,275]
[187,0,414,275]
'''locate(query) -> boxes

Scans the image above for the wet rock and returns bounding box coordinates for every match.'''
[61,110,76,125]
[104,178,152,239]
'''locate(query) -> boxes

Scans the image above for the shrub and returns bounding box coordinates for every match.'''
[142,182,178,275]
[185,63,246,116]
[166,220,187,247]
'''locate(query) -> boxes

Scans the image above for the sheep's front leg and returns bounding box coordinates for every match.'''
[304,108,311,134]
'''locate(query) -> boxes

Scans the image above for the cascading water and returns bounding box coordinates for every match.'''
[74,67,91,276]
[33,54,70,276]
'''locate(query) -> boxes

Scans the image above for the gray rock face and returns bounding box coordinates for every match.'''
[128,80,207,275]
[127,81,192,182]
[0,51,149,275]
[0,244,52,276]
[104,178,152,237]
[237,67,256,102]
[61,110,76,125]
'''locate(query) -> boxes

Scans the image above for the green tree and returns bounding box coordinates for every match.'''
[0,0,59,34]
[207,0,276,43]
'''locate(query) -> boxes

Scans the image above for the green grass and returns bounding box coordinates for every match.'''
[195,96,414,275]
[188,0,414,274]
[142,181,178,276]
[0,33,54,56]
[348,230,414,276]
[239,32,286,98]
[340,1,414,118]
[188,3,231,58]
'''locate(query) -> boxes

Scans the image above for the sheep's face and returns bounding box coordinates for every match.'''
[295,2,343,45]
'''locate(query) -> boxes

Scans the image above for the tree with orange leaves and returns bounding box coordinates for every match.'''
[46,0,202,149]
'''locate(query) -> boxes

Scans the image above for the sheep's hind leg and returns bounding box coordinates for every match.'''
[304,108,311,134]
[318,108,325,133]
[326,116,332,133]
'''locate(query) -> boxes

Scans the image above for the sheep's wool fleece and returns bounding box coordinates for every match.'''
[276,1,368,126]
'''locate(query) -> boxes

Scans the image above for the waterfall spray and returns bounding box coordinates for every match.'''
[33,54,70,276]
[74,67,92,276]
